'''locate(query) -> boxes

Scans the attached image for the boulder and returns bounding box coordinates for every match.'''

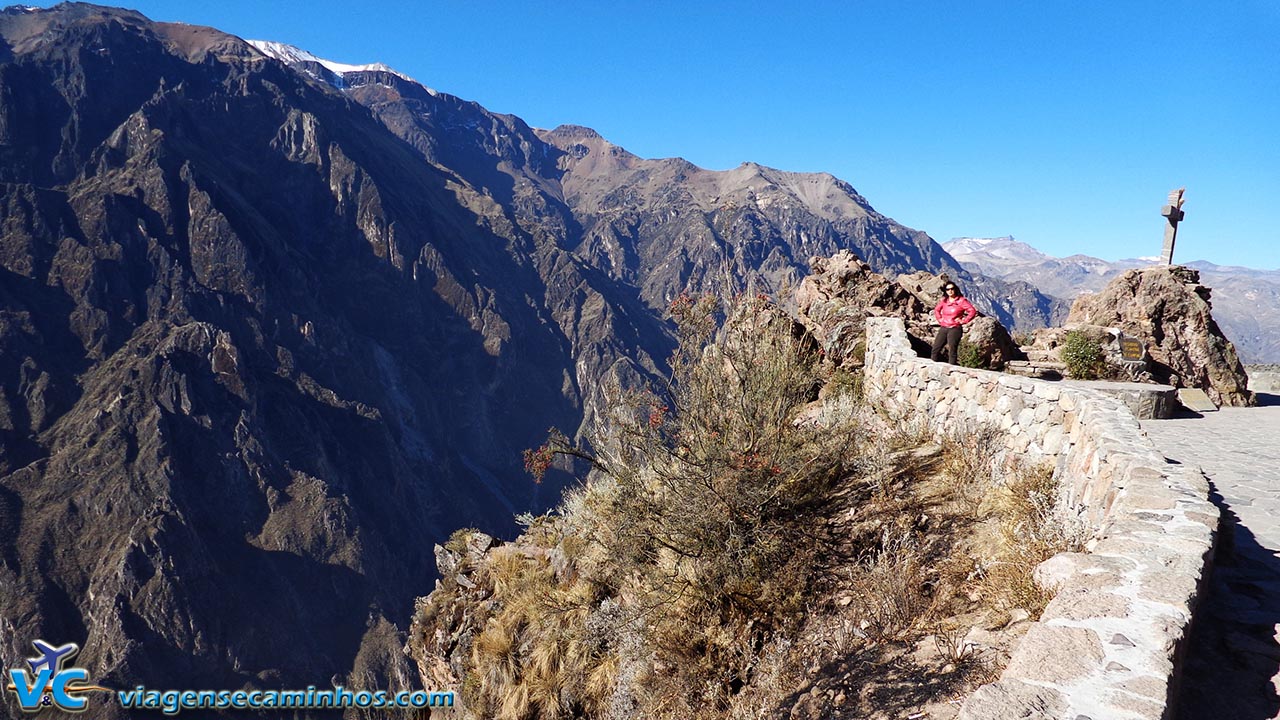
[1067,266,1254,406]
[794,251,929,365]
[965,316,1020,370]
[895,270,948,312]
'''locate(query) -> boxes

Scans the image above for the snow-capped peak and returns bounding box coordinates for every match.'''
[247,40,434,94]
[946,236,1007,252]
[943,236,1050,263]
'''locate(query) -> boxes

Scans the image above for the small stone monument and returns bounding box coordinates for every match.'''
[1160,188,1186,265]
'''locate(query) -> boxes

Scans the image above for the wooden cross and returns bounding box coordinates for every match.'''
[1160,187,1186,265]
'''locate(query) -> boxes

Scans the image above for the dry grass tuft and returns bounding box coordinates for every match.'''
[847,527,929,641]
[979,460,1086,615]
[939,423,1003,518]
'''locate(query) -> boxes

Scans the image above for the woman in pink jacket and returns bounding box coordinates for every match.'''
[931,281,978,364]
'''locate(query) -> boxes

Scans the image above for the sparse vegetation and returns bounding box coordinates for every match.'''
[415,293,1087,720]
[957,339,983,368]
[443,527,483,555]
[938,425,1085,616]
[826,367,863,401]
[1060,330,1107,380]
[981,461,1087,614]
[848,526,929,640]
[940,423,1003,518]
[849,338,868,366]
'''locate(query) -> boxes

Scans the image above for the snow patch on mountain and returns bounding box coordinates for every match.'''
[945,236,1050,264]
[247,40,435,94]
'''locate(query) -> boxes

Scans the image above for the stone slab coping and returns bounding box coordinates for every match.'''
[1059,380,1177,392]
[1175,388,1218,412]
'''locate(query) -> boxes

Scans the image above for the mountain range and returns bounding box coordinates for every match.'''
[945,236,1280,363]
[0,3,1072,710]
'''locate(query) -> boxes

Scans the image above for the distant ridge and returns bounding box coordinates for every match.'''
[944,237,1280,362]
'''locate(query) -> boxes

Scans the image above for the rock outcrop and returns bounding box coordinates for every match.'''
[1067,266,1254,406]
[795,251,930,363]
[795,251,1022,368]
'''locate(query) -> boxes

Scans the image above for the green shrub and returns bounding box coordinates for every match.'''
[849,339,867,366]
[957,340,983,368]
[1060,331,1106,379]
[828,368,864,399]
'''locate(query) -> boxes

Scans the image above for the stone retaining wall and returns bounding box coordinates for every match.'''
[1247,365,1280,394]
[864,317,1216,720]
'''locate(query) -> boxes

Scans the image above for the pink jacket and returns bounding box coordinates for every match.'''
[934,296,977,328]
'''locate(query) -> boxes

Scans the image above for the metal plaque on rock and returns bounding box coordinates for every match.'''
[1119,337,1144,362]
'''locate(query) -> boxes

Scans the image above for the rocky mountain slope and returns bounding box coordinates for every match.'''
[0,3,665,706]
[282,44,1064,333]
[0,3,1062,708]
[945,236,1280,363]
[532,126,1064,331]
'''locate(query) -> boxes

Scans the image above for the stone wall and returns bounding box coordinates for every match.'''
[1247,364,1280,394]
[864,317,1217,720]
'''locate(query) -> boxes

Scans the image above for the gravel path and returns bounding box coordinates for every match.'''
[1140,395,1280,720]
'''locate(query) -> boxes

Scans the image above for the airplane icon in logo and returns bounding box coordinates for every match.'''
[27,640,78,674]
[6,639,112,711]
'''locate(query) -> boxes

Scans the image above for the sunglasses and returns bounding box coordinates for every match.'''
[945,287,957,292]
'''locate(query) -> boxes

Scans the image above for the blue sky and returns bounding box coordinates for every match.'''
[32,1,1280,269]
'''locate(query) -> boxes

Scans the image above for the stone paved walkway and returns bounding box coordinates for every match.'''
[1140,395,1280,720]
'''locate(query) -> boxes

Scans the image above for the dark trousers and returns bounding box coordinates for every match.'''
[931,326,963,364]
